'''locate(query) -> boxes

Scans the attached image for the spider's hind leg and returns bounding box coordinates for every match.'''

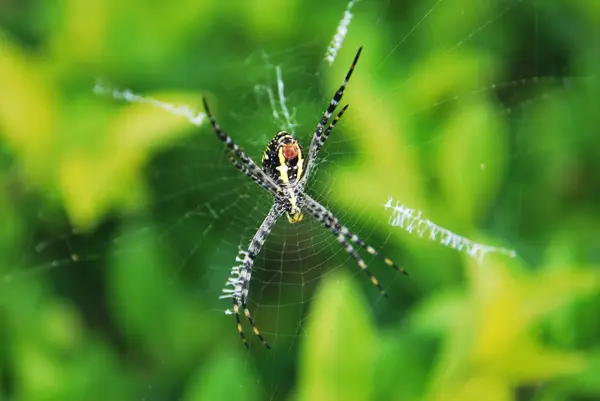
[339,226,408,276]
[305,195,408,276]
[302,194,409,297]
[232,299,249,348]
[242,300,271,350]
[226,205,281,349]
[334,232,389,298]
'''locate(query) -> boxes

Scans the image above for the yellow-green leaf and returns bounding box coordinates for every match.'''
[298,271,376,401]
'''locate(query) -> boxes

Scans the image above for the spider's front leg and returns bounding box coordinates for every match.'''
[223,205,282,349]
[224,150,282,196]
[300,47,362,186]
[203,97,281,195]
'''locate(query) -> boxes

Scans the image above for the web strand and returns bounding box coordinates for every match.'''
[254,66,298,134]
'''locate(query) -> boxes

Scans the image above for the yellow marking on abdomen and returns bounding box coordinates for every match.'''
[276,148,290,184]
[277,147,304,224]
[296,147,304,180]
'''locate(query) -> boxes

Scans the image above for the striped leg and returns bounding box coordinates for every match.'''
[224,150,280,195]
[342,229,408,276]
[304,194,408,276]
[232,205,282,349]
[203,97,281,194]
[302,198,388,298]
[315,104,349,155]
[301,47,362,184]
[335,229,389,298]
[232,298,248,348]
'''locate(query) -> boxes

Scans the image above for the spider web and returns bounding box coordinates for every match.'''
[2,0,597,400]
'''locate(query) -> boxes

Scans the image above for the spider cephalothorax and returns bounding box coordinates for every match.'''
[203,47,408,349]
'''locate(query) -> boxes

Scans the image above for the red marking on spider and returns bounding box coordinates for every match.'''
[282,143,299,160]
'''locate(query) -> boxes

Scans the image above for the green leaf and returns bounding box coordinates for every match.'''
[182,351,259,401]
[437,101,507,226]
[58,93,202,229]
[107,222,213,365]
[298,271,376,401]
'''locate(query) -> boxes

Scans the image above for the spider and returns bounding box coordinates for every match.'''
[203,47,407,349]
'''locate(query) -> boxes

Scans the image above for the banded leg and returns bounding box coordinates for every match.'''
[318,104,349,155]
[232,205,282,349]
[298,106,349,193]
[203,97,281,194]
[232,298,248,347]
[302,198,388,298]
[225,150,280,195]
[301,47,362,184]
[336,229,389,298]
[342,229,408,276]
[242,299,270,350]
[304,194,408,276]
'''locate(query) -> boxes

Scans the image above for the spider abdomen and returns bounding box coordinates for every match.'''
[262,131,305,185]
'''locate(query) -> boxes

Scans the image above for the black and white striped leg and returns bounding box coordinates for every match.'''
[224,150,279,195]
[311,48,362,152]
[316,104,349,154]
[226,205,282,349]
[302,198,389,297]
[304,194,408,276]
[242,299,271,350]
[232,299,248,348]
[336,229,389,298]
[302,47,362,183]
[343,230,408,276]
[203,97,281,193]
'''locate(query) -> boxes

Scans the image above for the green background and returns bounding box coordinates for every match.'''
[1,1,599,400]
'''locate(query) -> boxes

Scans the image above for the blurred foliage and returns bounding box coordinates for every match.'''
[1,0,600,401]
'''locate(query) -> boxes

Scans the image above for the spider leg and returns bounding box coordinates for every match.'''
[232,298,248,348]
[225,150,278,195]
[338,231,389,298]
[318,104,349,154]
[232,296,271,349]
[242,299,271,350]
[302,47,362,183]
[227,205,282,349]
[203,97,281,194]
[303,198,389,298]
[342,229,408,276]
[304,194,408,276]
[297,105,348,193]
